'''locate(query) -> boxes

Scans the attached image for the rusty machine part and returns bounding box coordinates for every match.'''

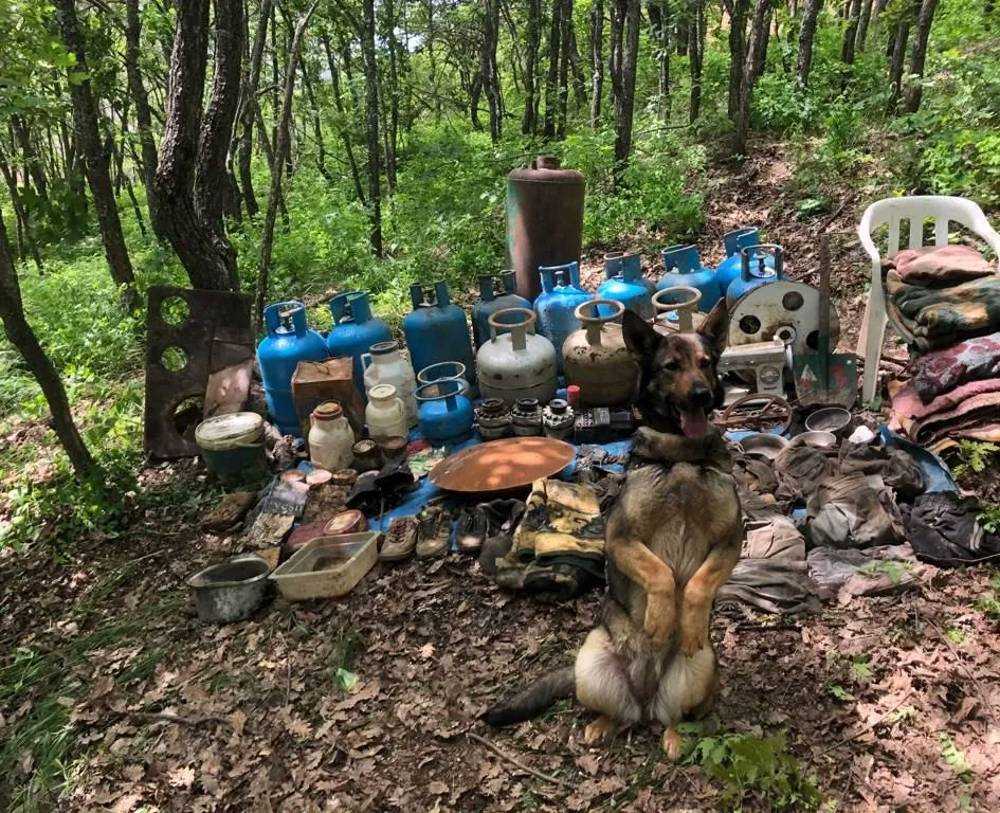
[726,279,839,363]
[651,286,703,334]
[429,436,575,494]
[506,156,585,300]
[717,394,793,435]
[717,340,789,397]
[144,286,253,459]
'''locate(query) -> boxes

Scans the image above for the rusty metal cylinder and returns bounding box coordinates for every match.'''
[562,300,638,407]
[506,156,585,300]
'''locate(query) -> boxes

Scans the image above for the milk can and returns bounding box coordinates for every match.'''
[476,308,558,405]
[308,401,355,471]
[471,272,532,349]
[562,300,638,407]
[362,340,418,427]
[365,384,408,441]
[534,260,592,374]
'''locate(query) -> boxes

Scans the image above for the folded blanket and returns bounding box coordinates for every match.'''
[912,331,1000,403]
[886,271,1000,352]
[884,244,993,286]
[889,377,1000,437]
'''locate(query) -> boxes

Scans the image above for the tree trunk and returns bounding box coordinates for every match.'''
[360,0,383,257]
[481,0,503,142]
[383,0,402,185]
[236,0,274,219]
[567,18,589,110]
[855,0,874,51]
[886,16,911,113]
[154,0,239,291]
[543,0,563,138]
[612,0,640,185]
[796,0,823,87]
[735,0,772,154]
[556,0,572,138]
[841,0,862,64]
[299,56,331,180]
[0,146,43,272]
[11,116,48,205]
[0,210,98,479]
[648,1,672,121]
[322,33,366,204]
[687,0,706,123]
[522,0,542,134]
[54,0,138,311]
[588,0,604,127]
[727,0,751,120]
[902,0,940,113]
[254,3,317,332]
[124,0,168,240]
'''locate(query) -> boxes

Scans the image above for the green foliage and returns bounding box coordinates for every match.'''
[939,733,973,779]
[684,730,822,811]
[974,574,1000,619]
[952,441,999,478]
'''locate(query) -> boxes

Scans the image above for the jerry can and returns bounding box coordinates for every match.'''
[327,291,392,392]
[403,282,477,395]
[476,308,557,405]
[534,261,592,374]
[258,301,329,436]
[471,271,532,349]
[726,244,784,308]
[657,244,720,312]
[562,300,638,407]
[597,252,654,320]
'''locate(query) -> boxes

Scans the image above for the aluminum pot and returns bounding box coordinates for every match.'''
[562,299,638,407]
[187,553,272,624]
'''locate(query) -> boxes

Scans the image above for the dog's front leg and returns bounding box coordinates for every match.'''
[606,535,677,647]
[678,545,740,656]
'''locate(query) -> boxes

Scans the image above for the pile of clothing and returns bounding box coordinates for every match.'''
[885,244,1000,449]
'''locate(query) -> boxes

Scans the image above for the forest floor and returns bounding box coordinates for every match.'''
[2,140,999,811]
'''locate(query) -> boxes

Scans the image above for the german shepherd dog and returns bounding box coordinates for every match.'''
[485,309,742,758]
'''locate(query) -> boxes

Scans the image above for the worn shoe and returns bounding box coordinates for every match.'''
[415,504,451,559]
[379,516,418,563]
[455,505,489,555]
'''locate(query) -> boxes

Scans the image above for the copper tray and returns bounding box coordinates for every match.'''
[429,437,575,494]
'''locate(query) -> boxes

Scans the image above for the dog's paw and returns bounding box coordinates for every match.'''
[679,621,707,657]
[643,601,674,648]
[661,727,683,761]
[631,426,661,460]
[583,716,620,745]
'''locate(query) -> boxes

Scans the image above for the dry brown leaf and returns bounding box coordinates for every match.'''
[168,766,196,789]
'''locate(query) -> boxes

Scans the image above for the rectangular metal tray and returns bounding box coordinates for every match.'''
[269,531,379,601]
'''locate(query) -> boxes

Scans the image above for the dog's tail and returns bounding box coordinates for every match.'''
[482,666,575,727]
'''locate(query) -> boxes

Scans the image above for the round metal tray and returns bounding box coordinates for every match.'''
[429,437,575,494]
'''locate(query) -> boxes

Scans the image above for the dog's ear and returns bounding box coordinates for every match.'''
[621,309,662,360]
[696,299,730,356]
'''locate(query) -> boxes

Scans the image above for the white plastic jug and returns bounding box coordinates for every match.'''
[362,340,417,427]
[365,384,408,440]
[308,401,355,470]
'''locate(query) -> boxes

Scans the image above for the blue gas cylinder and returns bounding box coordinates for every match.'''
[415,379,474,445]
[715,227,775,295]
[597,252,654,320]
[327,291,392,392]
[472,271,532,349]
[726,244,784,308]
[403,282,478,394]
[657,244,721,312]
[534,261,592,374]
[257,301,329,436]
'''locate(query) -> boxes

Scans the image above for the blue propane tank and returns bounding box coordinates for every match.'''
[534,260,592,374]
[597,252,654,320]
[327,291,392,392]
[403,281,478,395]
[726,244,784,308]
[472,271,532,349]
[258,301,329,436]
[657,244,721,312]
[715,227,775,295]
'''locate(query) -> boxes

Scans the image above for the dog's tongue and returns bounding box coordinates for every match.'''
[680,408,709,438]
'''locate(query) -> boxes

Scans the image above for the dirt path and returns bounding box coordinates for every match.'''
[3,141,999,811]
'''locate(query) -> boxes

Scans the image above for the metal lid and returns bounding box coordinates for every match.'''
[194,412,264,450]
[352,438,379,454]
[369,383,397,400]
[312,401,343,421]
[325,509,367,536]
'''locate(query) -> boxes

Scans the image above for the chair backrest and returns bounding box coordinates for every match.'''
[858,195,1000,265]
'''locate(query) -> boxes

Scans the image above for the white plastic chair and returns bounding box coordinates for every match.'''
[856,195,1000,402]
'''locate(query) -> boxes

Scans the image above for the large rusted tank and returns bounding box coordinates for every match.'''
[506,156,585,300]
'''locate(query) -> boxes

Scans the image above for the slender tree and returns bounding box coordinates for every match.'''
[54,0,138,310]
[0,210,98,478]
[734,0,773,154]
[687,0,706,123]
[902,0,941,112]
[611,0,640,183]
[855,0,874,51]
[522,0,542,133]
[796,0,824,87]
[588,0,604,127]
[726,0,752,120]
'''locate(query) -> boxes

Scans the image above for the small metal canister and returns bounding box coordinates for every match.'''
[476,398,512,440]
[542,399,574,439]
[351,439,384,472]
[511,398,543,436]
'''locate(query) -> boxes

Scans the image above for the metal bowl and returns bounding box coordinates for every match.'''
[188,553,272,624]
[737,432,789,460]
[804,406,852,436]
[789,430,838,450]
